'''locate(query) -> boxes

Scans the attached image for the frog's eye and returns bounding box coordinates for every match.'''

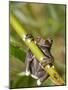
[45,39,53,48]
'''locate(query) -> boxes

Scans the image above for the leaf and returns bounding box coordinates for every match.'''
[10,75,37,88]
[10,56,25,80]
[42,77,54,86]
[10,44,26,62]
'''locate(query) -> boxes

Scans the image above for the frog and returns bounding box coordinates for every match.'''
[25,34,54,86]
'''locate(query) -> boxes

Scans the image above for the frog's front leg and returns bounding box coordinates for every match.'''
[41,56,54,68]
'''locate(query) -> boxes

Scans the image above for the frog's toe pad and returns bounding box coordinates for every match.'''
[25,71,30,76]
[18,71,30,76]
[18,72,26,76]
[31,74,38,79]
[37,79,41,86]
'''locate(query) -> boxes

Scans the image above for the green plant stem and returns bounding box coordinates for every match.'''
[10,13,64,85]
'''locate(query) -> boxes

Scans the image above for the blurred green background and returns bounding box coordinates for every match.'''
[10,2,66,89]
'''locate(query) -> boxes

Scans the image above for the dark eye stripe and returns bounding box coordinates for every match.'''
[37,45,50,58]
[44,53,51,58]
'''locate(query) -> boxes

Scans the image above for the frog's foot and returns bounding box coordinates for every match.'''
[37,79,41,86]
[18,71,30,76]
[30,74,42,85]
[18,72,26,76]
[25,70,30,76]
[31,74,38,79]
[41,57,54,68]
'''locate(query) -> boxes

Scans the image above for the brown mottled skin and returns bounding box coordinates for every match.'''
[25,36,54,83]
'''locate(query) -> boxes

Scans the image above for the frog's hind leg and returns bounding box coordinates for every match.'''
[39,72,49,82]
[18,50,33,76]
[37,71,49,86]
[30,74,41,86]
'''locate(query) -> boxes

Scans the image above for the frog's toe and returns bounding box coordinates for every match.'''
[31,74,38,79]
[37,79,41,86]
[25,71,30,76]
[18,72,26,76]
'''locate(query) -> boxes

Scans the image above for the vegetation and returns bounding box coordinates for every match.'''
[10,2,66,88]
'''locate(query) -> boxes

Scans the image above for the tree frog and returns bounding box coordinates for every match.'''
[25,35,54,86]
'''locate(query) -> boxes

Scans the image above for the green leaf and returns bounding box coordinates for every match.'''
[10,56,25,81]
[10,44,26,62]
[10,75,37,88]
[42,77,54,86]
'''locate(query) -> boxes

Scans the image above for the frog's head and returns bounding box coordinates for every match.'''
[36,36,53,49]
[36,36,54,66]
